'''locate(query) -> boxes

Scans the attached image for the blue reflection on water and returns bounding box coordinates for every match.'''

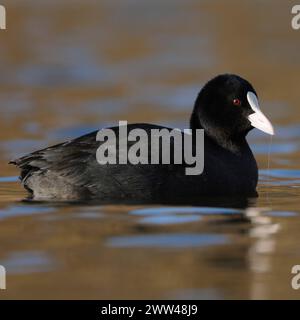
[0,251,55,274]
[131,207,242,216]
[0,176,18,182]
[0,205,54,220]
[139,215,201,225]
[253,142,298,154]
[106,233,229,248]
[260,169,300,179]
[169,288,224,300]
[265,211,297,217]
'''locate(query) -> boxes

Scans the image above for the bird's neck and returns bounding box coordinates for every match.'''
[190,119,247,154]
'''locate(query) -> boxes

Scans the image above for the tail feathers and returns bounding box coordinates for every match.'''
[9,154,45,182]
[9,131,99,200]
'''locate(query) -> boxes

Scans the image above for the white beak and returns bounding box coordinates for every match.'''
[247,92,274,135]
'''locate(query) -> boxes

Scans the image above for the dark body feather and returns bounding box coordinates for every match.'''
[10,123,258,202]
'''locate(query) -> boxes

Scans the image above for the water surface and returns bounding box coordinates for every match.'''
[0,0,299,299]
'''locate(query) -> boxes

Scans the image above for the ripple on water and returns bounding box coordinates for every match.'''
[0,205,54,220]
[265,211,297,217]
[1,139,47,160]
[0,251,55,274]
[253,142,298,154]
[0,176,18,183]
[106,233,229,248]
[260,169,300,179]
[131,207,242,225]
[130,207,242,216]
[169,288,224,300]
[139,215,201,225]
[259,169,300,186]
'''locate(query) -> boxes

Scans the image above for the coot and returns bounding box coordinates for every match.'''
[10,74,274,202]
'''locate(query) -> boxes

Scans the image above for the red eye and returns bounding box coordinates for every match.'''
[233,98,241,106]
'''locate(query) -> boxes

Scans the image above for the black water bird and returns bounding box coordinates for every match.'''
[10,74,274,202]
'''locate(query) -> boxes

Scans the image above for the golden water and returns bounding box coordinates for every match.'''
[0,0,299,299]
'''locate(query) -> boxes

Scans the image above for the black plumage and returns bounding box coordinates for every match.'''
[10,74,273,203]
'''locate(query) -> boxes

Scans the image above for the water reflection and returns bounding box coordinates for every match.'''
[0,251,55,275]
[138,215,201,225]
[0,204,54,220]
[107,233,229,248]
[0,186,298,299]
[0,0,299,299]
[130,206,243,216]
[245,207,281,299]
